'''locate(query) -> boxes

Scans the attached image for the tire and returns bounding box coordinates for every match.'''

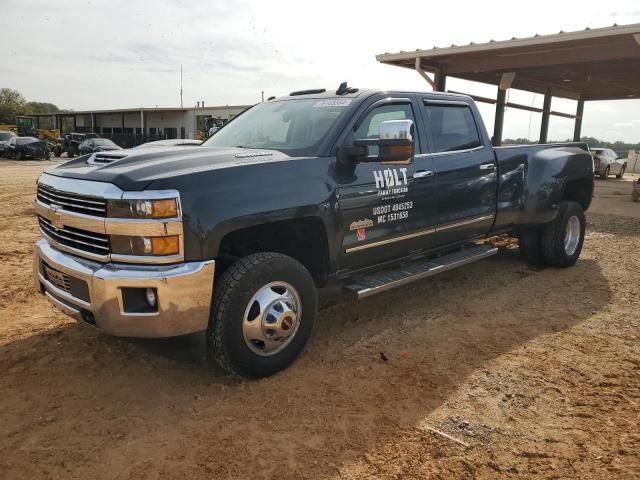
[207,252,317,378]
[15,151,23,160]
[541,201,586,268]
[616,165,625,179]
[518,227,544,266]
[67,146,75,158]
[600,165,609,180]
[45,151,51,160]
[54,146,62,158]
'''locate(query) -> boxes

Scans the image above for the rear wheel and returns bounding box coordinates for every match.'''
[15,151,23,160]
[518,228,544,266]
[207,252,317,378]
[616,165,625,179]
[541,201,585,268]
[600,165,609,180]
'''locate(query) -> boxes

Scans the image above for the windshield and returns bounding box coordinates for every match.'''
[94,139,116,146]
[0,132,14,141]
[202,98,350,155]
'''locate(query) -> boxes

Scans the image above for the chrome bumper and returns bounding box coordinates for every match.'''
[34,239,215,337]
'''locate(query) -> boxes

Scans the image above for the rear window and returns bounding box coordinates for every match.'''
[423,103,481,153]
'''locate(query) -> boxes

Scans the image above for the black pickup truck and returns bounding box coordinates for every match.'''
[33,85,594,377]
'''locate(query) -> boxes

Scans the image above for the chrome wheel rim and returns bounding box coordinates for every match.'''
[242,281,302,356]
[564,216,581,256]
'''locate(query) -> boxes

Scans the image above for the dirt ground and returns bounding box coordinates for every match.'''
[0,160,638,480]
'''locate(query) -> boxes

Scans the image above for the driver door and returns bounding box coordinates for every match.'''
[336,98,438,272]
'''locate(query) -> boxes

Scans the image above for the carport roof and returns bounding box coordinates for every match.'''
[376,23,640,101]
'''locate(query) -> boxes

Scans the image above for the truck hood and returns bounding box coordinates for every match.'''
[44,146,291,191]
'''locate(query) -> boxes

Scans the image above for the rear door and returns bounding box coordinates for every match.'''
[420,99,497,245]
[336,97,438,271]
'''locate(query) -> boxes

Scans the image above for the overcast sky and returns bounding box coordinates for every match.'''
[2,0,640,142]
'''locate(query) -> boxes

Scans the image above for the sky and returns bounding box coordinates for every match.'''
[1,0,640,142]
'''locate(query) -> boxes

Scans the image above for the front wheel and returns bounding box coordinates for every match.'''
[600,166,610,180]
[541,201,586,268]
[616,165,625,179]
[15,151,23,160]
[67,146,75,158]
[207,252,317,378]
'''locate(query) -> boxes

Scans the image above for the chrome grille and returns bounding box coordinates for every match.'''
[39,217,110,257]
[43,263,71,293]
[37,183,107,217]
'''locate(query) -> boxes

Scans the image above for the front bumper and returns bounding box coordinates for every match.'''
[34,239,215,337]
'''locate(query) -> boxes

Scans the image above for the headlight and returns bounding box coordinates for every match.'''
[110,234,180,256]
[107,198,178,219]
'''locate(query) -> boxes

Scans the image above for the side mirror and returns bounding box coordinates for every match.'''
[378,119,414,163]
[352,119,415,164]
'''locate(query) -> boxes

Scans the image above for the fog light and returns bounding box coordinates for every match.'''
[145,288,157,307]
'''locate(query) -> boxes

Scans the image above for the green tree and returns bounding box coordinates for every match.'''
[0,88,28,124]
[25,101,60,114]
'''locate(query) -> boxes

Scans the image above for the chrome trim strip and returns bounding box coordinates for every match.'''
[437,215,494,232]
[345,227,437,253]
[428,145,484,157]
[345,214,495,253]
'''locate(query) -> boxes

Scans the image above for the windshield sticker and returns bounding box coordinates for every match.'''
[313,98,352,108]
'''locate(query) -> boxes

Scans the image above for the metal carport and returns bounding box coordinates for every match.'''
[376,23,640,145]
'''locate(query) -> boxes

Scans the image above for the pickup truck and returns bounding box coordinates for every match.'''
[33,85,594,377]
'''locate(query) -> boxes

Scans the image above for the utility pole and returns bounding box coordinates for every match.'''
[261,91,264,102]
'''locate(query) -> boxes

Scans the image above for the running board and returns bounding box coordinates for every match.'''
[344,244,498,299]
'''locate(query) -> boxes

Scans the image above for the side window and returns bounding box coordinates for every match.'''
[354,103,417,156]
[423,103,481,153]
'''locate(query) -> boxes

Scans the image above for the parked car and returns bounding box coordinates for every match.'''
[632,178,640,202]
[53,133,99,158]
[591,148,626,179]
[0,130,17,156]
[134,139,202,149]
[33,86,594,378]
[78,138,122,155]
[5,136,50,160]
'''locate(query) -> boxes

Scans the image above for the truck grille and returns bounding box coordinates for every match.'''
[39,217,110,257]
[37,183,107,217]
[43,262,71,293]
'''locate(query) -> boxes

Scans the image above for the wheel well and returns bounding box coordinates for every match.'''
[217,217,330,286]
[563,178,593,211]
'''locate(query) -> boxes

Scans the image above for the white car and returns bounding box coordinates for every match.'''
[591,148,627,179]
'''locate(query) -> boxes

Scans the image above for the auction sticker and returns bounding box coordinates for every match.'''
[313,99,352,107]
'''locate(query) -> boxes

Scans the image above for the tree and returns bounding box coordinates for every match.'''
[25,101,60,114]
[0,88,27,124]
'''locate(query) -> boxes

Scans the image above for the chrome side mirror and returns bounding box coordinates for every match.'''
[378,119,414,163]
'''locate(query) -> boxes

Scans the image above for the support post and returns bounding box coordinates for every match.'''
[36,116,40,129]
[434,70,447,92]
[573,98,584,142]
[414,58,436,90]
[539,88,552,144]
[91,113,95,133]
[493,88,506,146]
[73,115,77,132]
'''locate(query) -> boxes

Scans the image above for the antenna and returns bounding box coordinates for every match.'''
[180,64,183,108]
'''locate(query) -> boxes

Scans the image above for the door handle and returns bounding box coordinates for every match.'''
[479,163,496,170]
[413,170,434,179]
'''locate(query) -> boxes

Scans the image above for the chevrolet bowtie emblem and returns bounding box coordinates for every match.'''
[49,205,64,229]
